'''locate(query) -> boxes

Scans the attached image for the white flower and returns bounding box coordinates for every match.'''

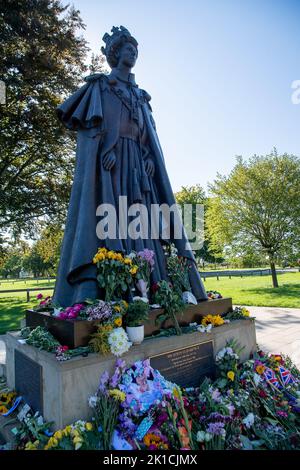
[242,412,255,429]
[253,373,262,387]
[108,327,132,357]
[133,296,149,303]
[215,347,226,361]
[196,431,206,442]
[206,324,213,333]
[37,416,44,426]
[197,431,213,442]
[88,395,98,408]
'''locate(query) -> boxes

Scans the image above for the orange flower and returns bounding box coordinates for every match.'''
[255,364,265,375]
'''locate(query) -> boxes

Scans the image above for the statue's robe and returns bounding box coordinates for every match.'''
[53,73,207,307]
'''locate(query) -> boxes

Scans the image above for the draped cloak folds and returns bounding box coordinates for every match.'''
[53,72,207,307]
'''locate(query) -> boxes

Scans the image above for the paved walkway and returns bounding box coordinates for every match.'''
[248,306,300,367]
[0,307,299,370]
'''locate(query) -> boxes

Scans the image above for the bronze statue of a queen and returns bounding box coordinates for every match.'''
[53,26,207,307]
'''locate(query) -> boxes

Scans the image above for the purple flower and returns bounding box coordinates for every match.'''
[137,249,155,268]
[118,412,137,438]
[86,300,112,321]
[155,412,168,427]
[98,370,110,393]
[206,421,226,436]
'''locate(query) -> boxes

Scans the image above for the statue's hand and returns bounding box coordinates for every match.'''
[103,150,116,170]
[144,157,155,177]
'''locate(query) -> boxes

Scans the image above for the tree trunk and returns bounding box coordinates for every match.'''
[270,260,278,288]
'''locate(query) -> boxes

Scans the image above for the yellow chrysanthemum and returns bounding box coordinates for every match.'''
[85,422,93,431]
[227,371,235,381]
[201,314,224,327]
[114,306,121,312]
[108,389,126,402]
[124,257,132,265]
[241,307,250,317]
[0,405,8,414]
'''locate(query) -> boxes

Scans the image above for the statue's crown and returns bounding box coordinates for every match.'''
[101,26,137,55]
[102,26,131,48]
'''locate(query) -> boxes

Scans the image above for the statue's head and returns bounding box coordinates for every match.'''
[102,26,138,69]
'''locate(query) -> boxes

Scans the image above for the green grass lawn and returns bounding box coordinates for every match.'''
[0,280,54,334]
[204,272,300,308]
[0,272,299,334]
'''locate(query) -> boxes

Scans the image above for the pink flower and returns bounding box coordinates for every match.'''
[36,293,43,300]
[58,312,68,320]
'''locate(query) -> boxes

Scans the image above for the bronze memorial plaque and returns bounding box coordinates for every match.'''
[15,350,43,414]
[150,341,215,388]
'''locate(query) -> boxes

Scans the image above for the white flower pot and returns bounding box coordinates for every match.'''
[126,325,144,344]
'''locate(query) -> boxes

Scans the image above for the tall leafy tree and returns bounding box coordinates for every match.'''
[175,184,222,265]
[0,0,89,236]
[207,150,300,287]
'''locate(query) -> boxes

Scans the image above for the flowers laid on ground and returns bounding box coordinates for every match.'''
[5,343,300,451]
[207,290,222,299]
[93,247,139,301]
[0,390,17,415]
[225,306,251,321]
[201,314,225,327]
[21,326,60,352]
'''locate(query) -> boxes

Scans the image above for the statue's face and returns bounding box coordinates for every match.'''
[117,42,138,68]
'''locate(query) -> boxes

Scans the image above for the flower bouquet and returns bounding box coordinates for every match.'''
[93,247,138,301]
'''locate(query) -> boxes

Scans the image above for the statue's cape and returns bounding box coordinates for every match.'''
[54,74,207,306]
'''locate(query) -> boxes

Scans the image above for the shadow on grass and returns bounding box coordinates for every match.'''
[241,282,300,298]
[0,297,34,334]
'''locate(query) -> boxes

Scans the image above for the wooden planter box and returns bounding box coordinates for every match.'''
[25,310,100,349]
[26,297,232,349]
[144,297,232,337]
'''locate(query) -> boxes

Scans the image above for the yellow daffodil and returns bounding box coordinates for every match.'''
[227,371,235,381]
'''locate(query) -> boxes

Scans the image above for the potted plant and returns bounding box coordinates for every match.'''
[124,299,150,344]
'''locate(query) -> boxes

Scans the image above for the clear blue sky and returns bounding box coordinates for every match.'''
[66,0,300,192]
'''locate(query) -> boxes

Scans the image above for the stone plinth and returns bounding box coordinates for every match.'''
[6,319,256,430]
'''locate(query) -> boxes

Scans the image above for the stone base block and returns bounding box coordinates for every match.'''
[6,319,256,430]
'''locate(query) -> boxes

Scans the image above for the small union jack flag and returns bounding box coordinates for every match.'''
[279,366,296,386]
[263,367,280,388]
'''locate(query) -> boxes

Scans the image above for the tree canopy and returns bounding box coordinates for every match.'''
[207,150,300,286]
[0,0,89,237]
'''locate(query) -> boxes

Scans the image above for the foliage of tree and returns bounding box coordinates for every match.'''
[175,184,223,266]
[0,0,89,236]
[207,150,300,286]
